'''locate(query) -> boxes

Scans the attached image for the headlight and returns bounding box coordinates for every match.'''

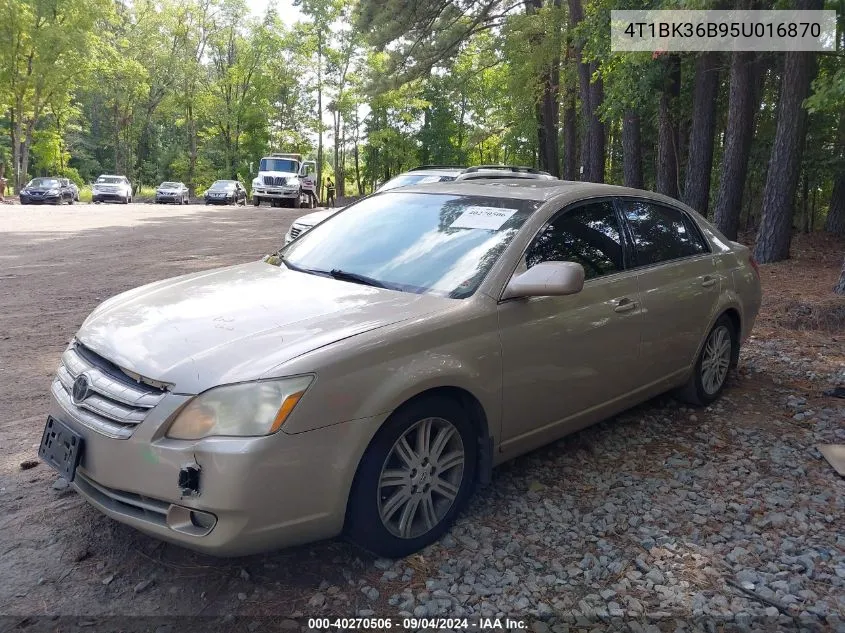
[285,177,299,187]
[166,376,313,439]
[252,178,260,187]
[48,188,60,194]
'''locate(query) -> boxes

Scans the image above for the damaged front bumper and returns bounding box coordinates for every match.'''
[47,386,387,556]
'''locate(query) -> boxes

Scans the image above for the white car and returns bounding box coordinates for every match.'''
[92,175,132,204]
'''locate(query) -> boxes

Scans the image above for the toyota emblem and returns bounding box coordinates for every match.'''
[72,374,91,404]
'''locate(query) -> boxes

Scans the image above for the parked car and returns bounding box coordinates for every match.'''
[204,180,247,205]
[19,177,77,205]
[375,165,466,193]
[155,182,189,205]
[60,178,80,202]
[283,166,556,245]
[41,179,761,558]
[92,175,133,204]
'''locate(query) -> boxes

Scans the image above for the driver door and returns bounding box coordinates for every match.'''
[497,200,644,457]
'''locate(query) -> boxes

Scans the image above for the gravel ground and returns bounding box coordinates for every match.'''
[0,203,843,632]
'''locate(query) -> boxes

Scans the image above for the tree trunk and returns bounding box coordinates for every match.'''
[528,0,561,177]
[754,3,821,263]
[824,110,845,236]
[562,90,577,180]
[683,52,721,215]
[569,0,604,182]
[835,255,845,295]
[713,52,763,240]
[586,64,605,182]
[801,174,810,233]
[656,54,681,199]
[622,110,643,189]
[11,105,23,192]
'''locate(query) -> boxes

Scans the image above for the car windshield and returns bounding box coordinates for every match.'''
[259,158,298,173]
[29,178,60,188]
[378,173,455,192]
[210,181,235,191]
[281,192,538,299]
[160,182,180,188]
[96,176,123,184]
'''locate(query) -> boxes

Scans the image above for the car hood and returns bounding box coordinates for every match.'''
[76,261,451,393]
[23,187,58,193]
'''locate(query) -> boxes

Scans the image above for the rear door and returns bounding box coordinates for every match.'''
[497,199,644,451]
[617,198,721,384]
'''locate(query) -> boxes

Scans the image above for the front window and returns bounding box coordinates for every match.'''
[160,182,180,188]
[96,176,123,184]
[377,173,454,192]
[281,192,538,298]
[259,158,298,173]
[28,178,61,188]
[209,181,235,191]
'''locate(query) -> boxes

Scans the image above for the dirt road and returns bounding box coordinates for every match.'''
[1,204,843,627]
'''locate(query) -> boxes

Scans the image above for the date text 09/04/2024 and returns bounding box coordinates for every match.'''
[307,617,528,630]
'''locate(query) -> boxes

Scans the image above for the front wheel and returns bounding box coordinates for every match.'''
[677,316,737,406]
[253,196,260,207]
[346,396,477,558]
[293,193,301,209]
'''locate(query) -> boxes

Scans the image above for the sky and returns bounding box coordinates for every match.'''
[247,0,302,24]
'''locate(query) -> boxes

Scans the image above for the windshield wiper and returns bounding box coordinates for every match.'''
[279,257,389,289]
[328,269,390,289]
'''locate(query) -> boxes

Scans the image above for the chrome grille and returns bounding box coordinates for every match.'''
[54,343,166,439]
[264,176,287,186]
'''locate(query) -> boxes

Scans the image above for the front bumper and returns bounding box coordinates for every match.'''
[47,383,385,556]
[21,193,62,204]
[204,196,234,204]
[155,194,181,203]
[253,187,299,200]
[93,191,128,201]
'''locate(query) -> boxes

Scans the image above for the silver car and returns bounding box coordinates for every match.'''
[40,180,761,557]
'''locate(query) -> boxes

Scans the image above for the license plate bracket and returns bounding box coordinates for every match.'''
[39,417,83,482]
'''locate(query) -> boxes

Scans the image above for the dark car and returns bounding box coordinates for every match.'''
[20,177,76,205]
[155,181,189,204]
[60,178,80,202]
[204,180,247,205]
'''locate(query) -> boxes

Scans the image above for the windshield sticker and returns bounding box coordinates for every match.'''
[449,206,518,230]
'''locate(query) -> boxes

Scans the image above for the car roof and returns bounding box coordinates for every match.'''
[395,179,695,209]
[399,167,466,177]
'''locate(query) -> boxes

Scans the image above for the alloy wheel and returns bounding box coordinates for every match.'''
[701,325,731,395]
[377,417,465,539]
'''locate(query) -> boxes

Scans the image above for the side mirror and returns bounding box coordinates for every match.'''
[501,261,585,300]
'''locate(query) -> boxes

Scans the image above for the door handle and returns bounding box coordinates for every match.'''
[701,276,717,288]
[614,298,637,313]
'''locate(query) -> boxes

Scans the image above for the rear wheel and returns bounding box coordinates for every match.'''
[677,315,737,406]
[346,395,476,558]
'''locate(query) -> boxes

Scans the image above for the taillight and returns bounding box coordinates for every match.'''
[749,255,760,279]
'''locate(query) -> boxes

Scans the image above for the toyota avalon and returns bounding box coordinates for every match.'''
[40,180,762,558]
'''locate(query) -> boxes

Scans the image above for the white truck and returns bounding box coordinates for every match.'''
[251,153,319,208]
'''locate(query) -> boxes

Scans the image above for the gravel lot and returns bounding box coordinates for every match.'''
[0,203,843,631]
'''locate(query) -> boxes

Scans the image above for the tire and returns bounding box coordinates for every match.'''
[253,196,260,207]
[345,395,477,558]
[68,197,74,205]
[293,194,301,209]
[676,315,737,407]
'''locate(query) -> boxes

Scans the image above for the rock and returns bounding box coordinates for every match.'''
[308,593,326,608]
[133,579,154,594]
[20,459,39,470]
[52,478,69,491]
[102,574,115,586]
[240,568,251,582]
[413,605,428,617]
[374,558,392,570]
[645,569,665,585]
[362,586,379,601]
[237,592,248,601]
